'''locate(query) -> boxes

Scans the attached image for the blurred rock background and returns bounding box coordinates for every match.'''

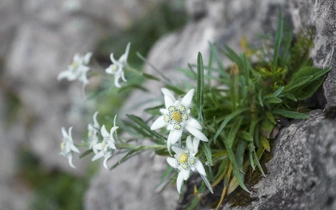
[0,0,335,210]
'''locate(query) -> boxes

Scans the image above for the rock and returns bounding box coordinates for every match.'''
[84,152,179,210]
[0,0,20,59]
[312,0,336,116]
[221,110,336,210]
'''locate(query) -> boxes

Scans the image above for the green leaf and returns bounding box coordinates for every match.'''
[202,143,213,166]
[273,109,309,119]
[197,52,205,120]
[226,148,251,193]
[294,78,325,100]
[266,111,276,124]
[127,114,166,143]
[164,84,186,95]
[273,86,284,97]
[79,149,93,159]
[142,73,160,81]
[285,75,313,92]
[238,131,254,142]
[253,148,266,176]
[283,92,297,101]
[214,108,249,143]
[273,13,283,70]
[227,117,243,148]
[260,135,270,152]
[209,43,228,80]
[264,96,282,104]
[201,175,214,194]
[111,147,144,170]
[155,165,173,189]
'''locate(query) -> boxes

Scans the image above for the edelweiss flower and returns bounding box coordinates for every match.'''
[167,136,206,193]
[87,111,100,153]
[57,52,92,87]
[60,127,80,168]
[105,43,130,88]
[151,88,208,151]
[92,116,118,169]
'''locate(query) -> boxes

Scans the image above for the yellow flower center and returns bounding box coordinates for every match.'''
[60,142,65,150]
[101,141,106,150]
[178,153,188,164]
[171,111,182,122]
[111,64,118,72]
[88,131,92,137]
[71,61,78,69]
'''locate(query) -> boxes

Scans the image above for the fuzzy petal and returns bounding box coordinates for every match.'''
[150,116,166,130]
[83,52,92,65]
[193,137,200,153]
[168,129,183,145]
[171,146,185,156]
[176,171,184,194]
[186,126,208,142]
[114,73,121,88]
[68,154,75,168]
[57,70,76,81]
[121,71,127,82]
[61,127,67,138]
[181,169,191,180]
[186,136,193,151]
[181,89,194,108]
[70,144,80,153]
[101,125,109,137]
[161,88,176,108]
[195,159,206,176]
[167,157,177,168]
[91,151,104,161]
[103,154,113,169]
[187,117,202,130]
[93,111,99,128]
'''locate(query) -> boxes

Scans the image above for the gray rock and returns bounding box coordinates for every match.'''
[312,0,336,116]
[221,110,336,210]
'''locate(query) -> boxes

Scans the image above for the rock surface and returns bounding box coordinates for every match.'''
[221,110,336,210]
[85,0,336,210]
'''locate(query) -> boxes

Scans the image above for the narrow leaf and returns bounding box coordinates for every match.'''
[273,109,309,119]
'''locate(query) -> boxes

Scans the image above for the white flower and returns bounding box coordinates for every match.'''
[60,127,80,168]
[57,52,92,87]
[92,116,118,169]
[150,88,208,151]
[87,111,100,153]
[167,136,206,193]
[105,43,130,88]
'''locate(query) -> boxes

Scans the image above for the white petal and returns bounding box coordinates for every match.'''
[168,129,183,145]
[193,137,200,153]
[91,151,104,161]
[121,42,130,64]
[121,71,127,82]
[161,88,176,108]
[186,136,193,151]
[101,125,109,137]
[57,70,76,81]
[103,154,112,169]
[61,127,67,138]
[93,111,99,128]
[171,146,185,156]
[83,52,92,64]
[167,157,177,168]
[187,117,202,130]
[181,89,194,108]
[195,159,206,176]
[105,65,114,74]
[150,116,166,130]
[68,155,75,168]
[114,74,121,88]
[186,126,208,142]
[70,144,80,153]
[176,171,184,194]
[68,127,73,142]
[181,169,190,180]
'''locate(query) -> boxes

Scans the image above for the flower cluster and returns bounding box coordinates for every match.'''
[59,112,118,169]
[57,43,211,195]
[57,43,131,90]
[151,88,210,193]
